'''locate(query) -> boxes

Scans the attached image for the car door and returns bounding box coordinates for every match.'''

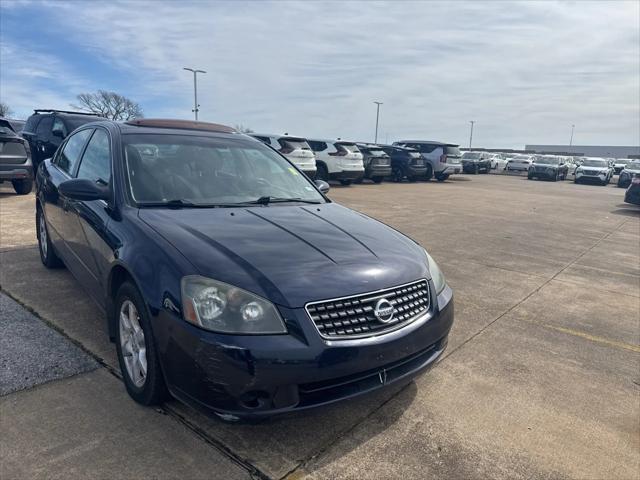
[64,127,113,303]
[33,116,53,167]
[42,128,94,269]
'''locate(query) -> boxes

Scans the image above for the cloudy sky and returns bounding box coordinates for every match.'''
[1,0,638,148]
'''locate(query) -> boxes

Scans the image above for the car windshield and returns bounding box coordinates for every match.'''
[462,152,482,160]
[363,148,387,157]
[624,161,640,169]
[616,159,630,165]
[123,134,325,206]
[581,159,608,167]
[534,157,559,165]
[335,142,360,154]
[445,145,461,156]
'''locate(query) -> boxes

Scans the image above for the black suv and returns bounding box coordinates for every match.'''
[0,118,33,194]
[354,143,392,183]
[22,110,104,170]
[380,145,427,182]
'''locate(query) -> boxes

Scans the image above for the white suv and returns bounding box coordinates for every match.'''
[393,140,462,181]
[249,134,317,178]
[306,139,364,186]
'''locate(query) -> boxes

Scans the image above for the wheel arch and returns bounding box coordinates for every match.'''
[106,263,141,342]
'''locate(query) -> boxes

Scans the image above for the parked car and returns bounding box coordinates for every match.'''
[354,143,392,183]
[307,139,365,185]
[528,155,569,181]
[7,119,25,134]
[574,157,614,185]
[460,151,491,174]
[0,117,33,194]
[35,118,454,420]
[487,153,509,170]
[613,159,632,175]
[624,175,640,205]
[505,154,534,172]
[393,140,462,181]
[22,109,104,170]
[617,160,640,188]
[249,134,317,179]
[379,145,427,182]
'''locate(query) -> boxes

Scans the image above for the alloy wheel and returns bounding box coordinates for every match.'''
[39,212,48,258]
[119,300,147,388]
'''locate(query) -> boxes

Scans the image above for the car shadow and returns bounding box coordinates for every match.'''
[610,206,640,217]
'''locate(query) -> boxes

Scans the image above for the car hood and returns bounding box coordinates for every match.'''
[622,167,640,174]
[579,166,608,172]
[139,203,429,308]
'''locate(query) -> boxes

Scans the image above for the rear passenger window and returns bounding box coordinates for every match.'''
[57,129,93,175]
[77,129,111,184]
[36,117,53,139]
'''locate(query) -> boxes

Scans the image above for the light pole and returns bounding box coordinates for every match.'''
[469,120,475,149]
[569,124,575,146]
[373,101,383,143]
[183,67,206,121]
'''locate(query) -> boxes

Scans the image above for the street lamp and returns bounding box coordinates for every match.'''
[373,101,383,143]
[569,124,575,146]
[183,67,206,121]
[469,120,475,149]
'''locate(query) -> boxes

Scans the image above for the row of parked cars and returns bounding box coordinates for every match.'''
[1,109,639,204]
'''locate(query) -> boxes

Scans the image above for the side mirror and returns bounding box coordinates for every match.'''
[314,179,330,194]
[59,178,109,201]
[52,129,65,138]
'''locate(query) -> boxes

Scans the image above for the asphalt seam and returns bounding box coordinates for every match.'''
[0,287,272,480]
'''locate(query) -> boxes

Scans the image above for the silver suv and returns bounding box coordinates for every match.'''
[393,140,462,181]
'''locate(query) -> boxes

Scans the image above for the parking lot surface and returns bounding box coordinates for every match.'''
[1,174,638,479]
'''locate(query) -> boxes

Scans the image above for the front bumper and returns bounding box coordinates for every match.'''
[624,184,640,205]
[529,168,558,179]
[330,169,365,181]
[576,172,607,183]
[0,165,33,181]
[154,286,454,419]
[364,165,392,179]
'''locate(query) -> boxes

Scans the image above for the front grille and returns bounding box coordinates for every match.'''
[306,279,430,339]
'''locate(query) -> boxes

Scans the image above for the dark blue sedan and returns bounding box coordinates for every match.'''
[35,119,454,420]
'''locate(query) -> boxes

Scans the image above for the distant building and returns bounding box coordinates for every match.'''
[525,145,640,158]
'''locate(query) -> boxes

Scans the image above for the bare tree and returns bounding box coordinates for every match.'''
[234,124,254,133]
[72,90,143,120]
[0,102,13,117]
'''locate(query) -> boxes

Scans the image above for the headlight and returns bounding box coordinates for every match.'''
[181,276,287,334]
[423,249,446,295]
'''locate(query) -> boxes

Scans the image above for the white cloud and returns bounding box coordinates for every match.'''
[1,0,638,147]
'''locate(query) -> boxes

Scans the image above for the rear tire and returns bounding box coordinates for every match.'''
[316,164,329,182]
[340,179,352,186]
[115,282,168,406]
[425,165,433,181]
[36,207,64,269]
[372,176,383,184]
[435,173,450,182]
[12,178,33,195]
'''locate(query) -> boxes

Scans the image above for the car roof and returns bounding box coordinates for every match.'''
[114,119,241,137]
[396,140,459,146]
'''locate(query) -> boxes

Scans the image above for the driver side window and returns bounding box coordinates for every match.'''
[76,129,111,184]
[58,129,93,176]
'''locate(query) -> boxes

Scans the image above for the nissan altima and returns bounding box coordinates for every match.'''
[35,119,454,420]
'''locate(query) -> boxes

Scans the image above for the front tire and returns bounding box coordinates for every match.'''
[12,178,33,195]
[340,179,352,186]
[435,173,450,182]
[36,207,64,268]
[372,176,383,184]
[115,282,167,406]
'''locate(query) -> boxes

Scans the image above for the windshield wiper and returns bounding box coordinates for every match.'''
[249,196,322,205]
